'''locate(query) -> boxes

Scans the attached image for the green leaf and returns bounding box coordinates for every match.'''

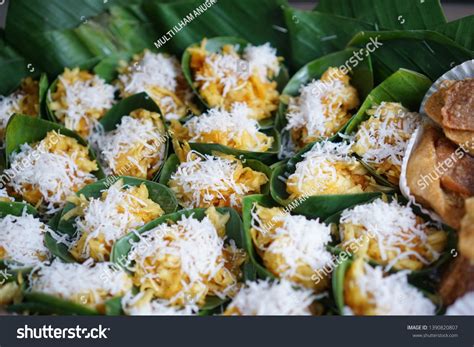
[144,0,290,62]
[315,0,446,30]
[436,15,474,51]
[181,36,289,126]
[46,176,178,262]
[159,154,272,199]
[104,297,124,316]
[270,160,388,220]
[332,257,352,314]
[284,9,374,69]
[276,49,373,147]
[4,114,104,179]
[347,30,474,84]
[16,292,100,315]
[111,207,246,311]
[241,195,279,279]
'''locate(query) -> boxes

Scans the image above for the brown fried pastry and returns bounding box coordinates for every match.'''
[406,125,473,229]
[460,197,474,261]
[439,255,474,306]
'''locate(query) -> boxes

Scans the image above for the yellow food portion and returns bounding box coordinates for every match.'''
[132,207,246,307]
[286,160,377,200]
[169,119,274,152]
[288,67,359,148]
[0,281,22,306]
[250,205,329,291]
[67,180,165,262]
[188,40,280,121]
[17,131,97,207]
[50,68,110,138]
[343,257,377,315]
[117,51,199,120]
[340,220,447,271]
[111,109,166,180]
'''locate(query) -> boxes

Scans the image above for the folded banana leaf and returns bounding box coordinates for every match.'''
[332,258,443,315]
[276,48,373,151]
[315,0,446,30]
[182,36,289,128]
[324,194,457,279]
[270,158,389,220]
[347,30,474,84]
[4,1,158,76]
[435,15,474,51]
[45,176,178,263]
[159,153,272,197]
[111,207,248,311]
[144,0,290,62]
[4,114,104,179]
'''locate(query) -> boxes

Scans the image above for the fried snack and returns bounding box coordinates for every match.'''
[460,197,474,260]
[439,255,474,306]
[406,125,474,229]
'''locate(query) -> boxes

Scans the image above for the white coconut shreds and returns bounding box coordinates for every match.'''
[94,116,166,176]
[287,140,356,193]
[243,43,280,81]
[285,79,347,138]
[0,93,22,133]
[0,187,13,201]
[446,292,474,315]
[0,210,51,268]
[184,102,262,142]
[29,260,132,302]
[121,292,196,316]
[198,43,279,96]
[118,52,181,96]
[55,74,116,133]
[5,142,97,216]
[251,206,333,279]
[169,151,252,209]
[70,183,156,258]
[353,102,421,166]
[339,198,439,269]
[354,263,436,315]
[127,214,230,304]
[226,280,314,315]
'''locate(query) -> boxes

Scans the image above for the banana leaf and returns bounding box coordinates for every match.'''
[276,49,373,151]
[284,9,375,69]
[45,176,178,263]
[181,36,289,128]
[324,194,457,279]
[159,154,273,198]
[4,1,159,77]
[185,128,281,165]
[241,195,279,279]
[4,114,104,179]
[435,15,474,51]
[332,258,443,315]
[143,0,291,62]
[315,0,446,30]
[270,158,389,220]
[111,207,247,311]
[347,30,474,84]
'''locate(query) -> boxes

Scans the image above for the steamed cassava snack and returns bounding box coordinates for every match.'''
[49,68,116,138]
[116,51,197,121]
[286,140,378,199]
[343,259,436,315]
[93,109,166,179]
[61,179,164,262]
[338,198,447,271]
[425,78,474,155]
[170,102,274,152]
[285,67,359,148]
[126,207,246,309]
[406,125,474,229]
[250,204,332,291]
[5,131,98,216]
[121,291,195,316]
[352,102,421,184]
[223,279,314,316]
[169,147,268,211]
[0,77,39,140]
[188,40,281,120]
[0,210,51,268]
[0,188,14,202]
[29,260,132,312]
